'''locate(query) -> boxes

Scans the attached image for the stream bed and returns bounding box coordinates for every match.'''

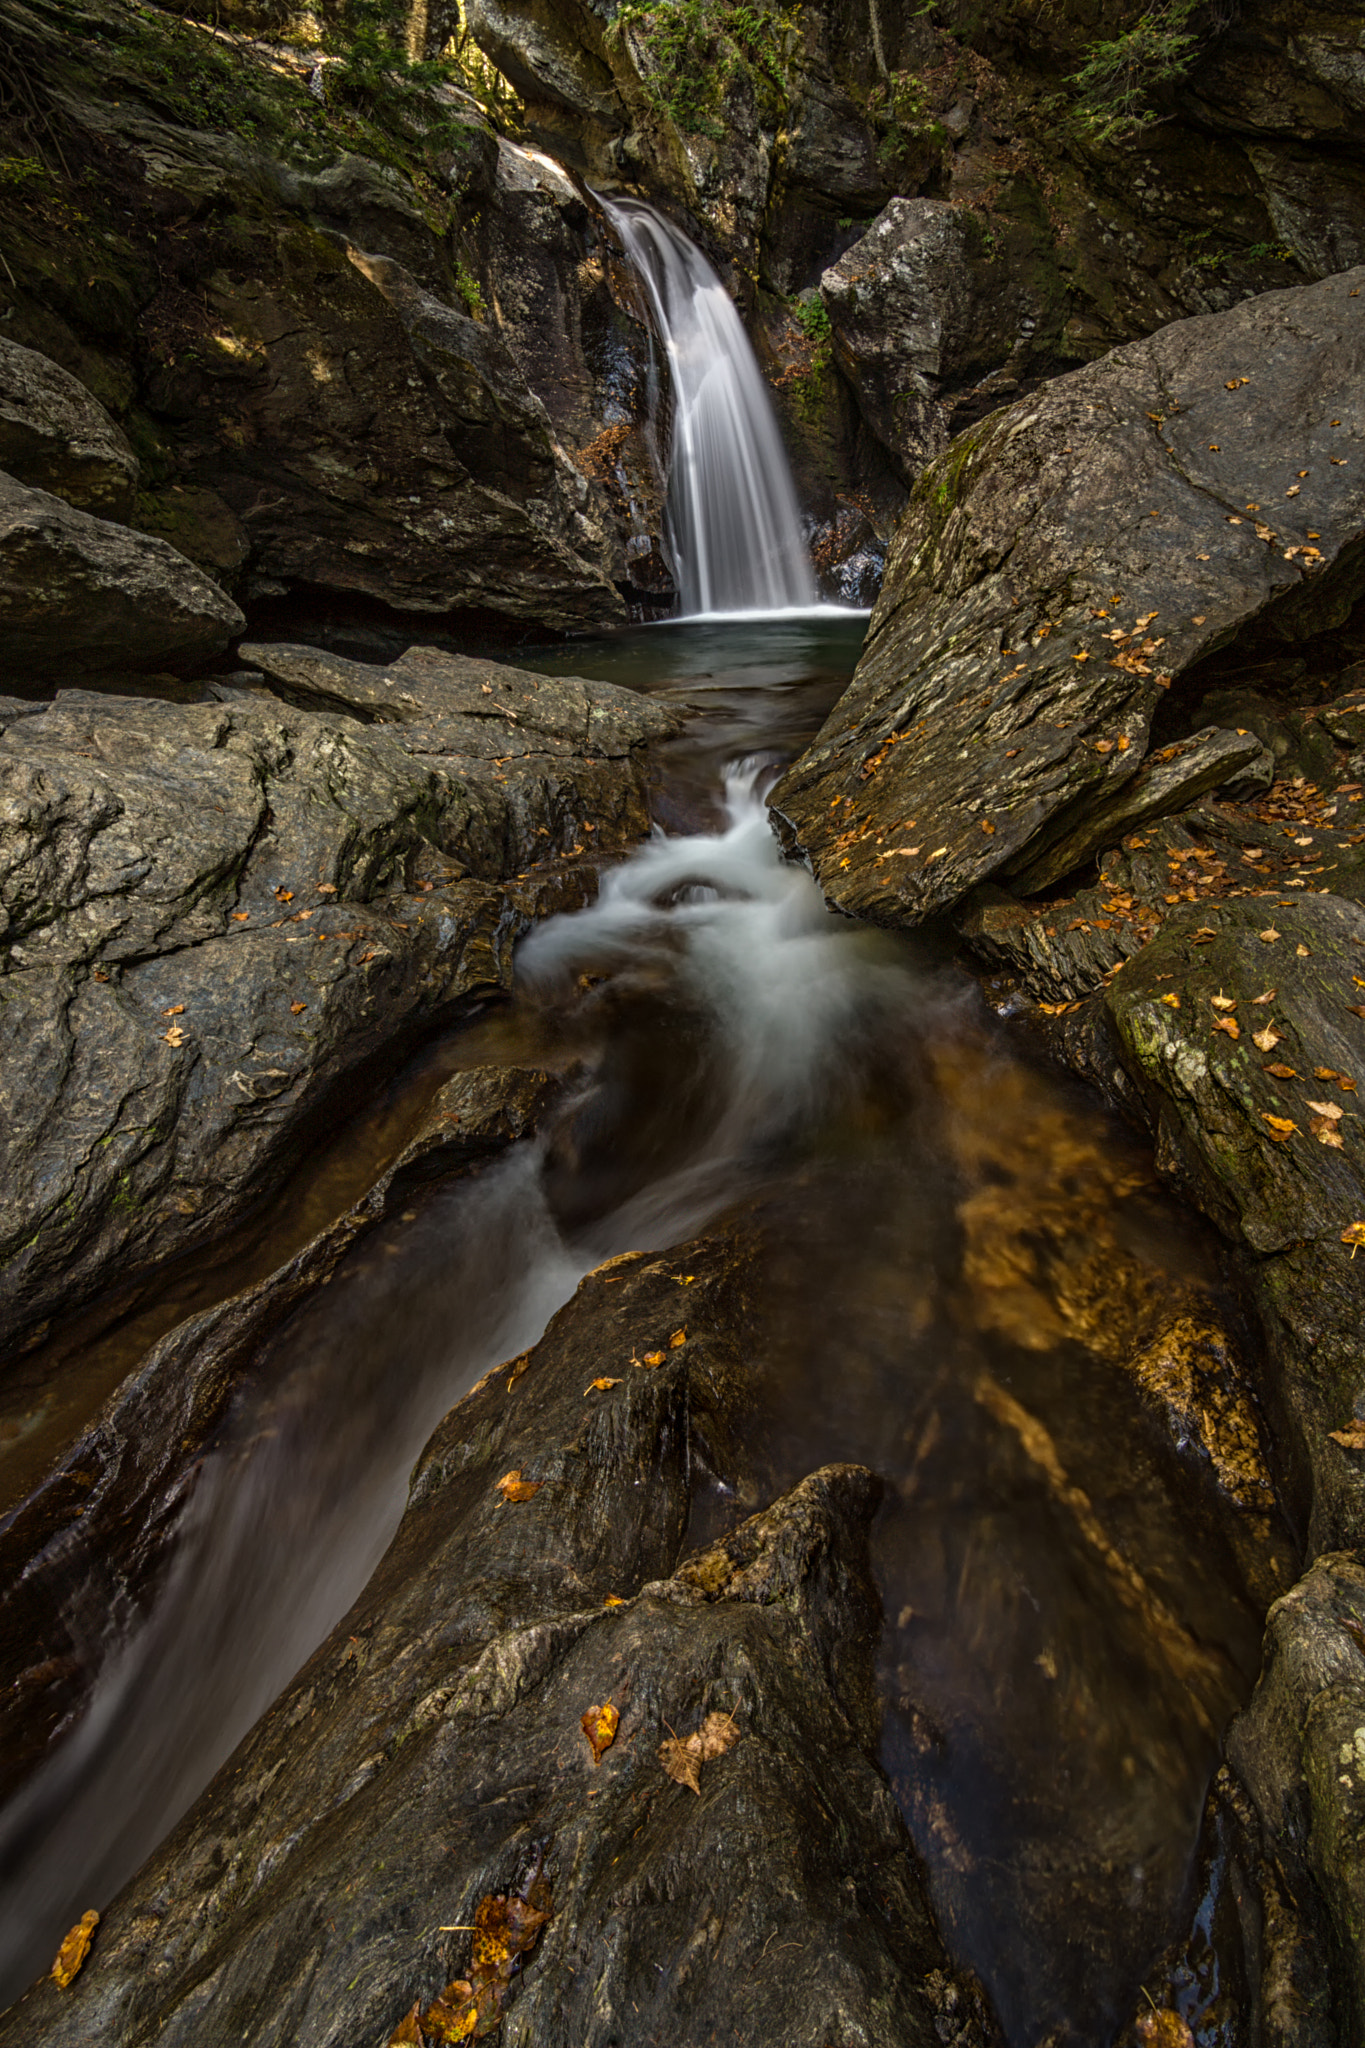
[0,615,1294,2043]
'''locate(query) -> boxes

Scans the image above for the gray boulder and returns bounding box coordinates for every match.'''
[0,338,138,520]
[0,473,244,676]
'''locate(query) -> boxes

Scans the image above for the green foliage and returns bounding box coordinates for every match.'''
[610,0,800,140]
[0,156,48,187]
[1065,1,1199,146]
[791,292,831,356]
[326,1,476,156]
[453,253,484,317]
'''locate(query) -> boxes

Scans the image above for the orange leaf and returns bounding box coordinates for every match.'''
[1261,1113,1297,1140]
[51,1911,98,1989]
[290,1001,307,1015]
[1211,1015,1240,1039]
[581,1701,620,1765]
[668,1329,686,1348]
[641,1350,666,1367]
[1329,1419,1365,1449]
[584,1377,622,1394]
[496,1470,542,1503]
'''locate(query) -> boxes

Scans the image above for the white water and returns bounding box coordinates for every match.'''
[599,195,818,617]
[0,766,909,2006]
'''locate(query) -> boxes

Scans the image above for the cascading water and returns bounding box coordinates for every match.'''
[598,195,817,618]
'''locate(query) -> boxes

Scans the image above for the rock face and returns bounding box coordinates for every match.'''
[771,266,1365,922]
[0,472,244,674]
[0,1237,982,2048]
[0,646,674,1354]
[0,338,139,520]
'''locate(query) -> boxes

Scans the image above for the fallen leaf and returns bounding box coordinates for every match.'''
[495,1470,542,1503]
[1312,1117,1345,1148]
[1315,1066,1342,1082]
[275,887,294,902]
[980,818,996,834]
[1252,989,1276,1003]
[584,1377,622,1394]
[1211,1016,1240,1039]
[581,1701,620,1765]
[603,1594,626,1607]
[1261,1113,1297,1140]
[1210,994,1236,1010]
[659,1710,740,1795]
[1330,1419,1365,1448]
[231,910,249,922]
[162,1025,187,1047]
[162,1003,185,1016]
[1264,1063,1297,1078]
[1252,1024,1283,1051]
[1159,992,1181,1009]
[1259,927,1281,943]
[1297,943,1312,956]
[290,1001,307,1015]
[317,882,337,893]
[641,1350,666,1367]
[668,1329,686,1348]
[1306,1100,1344,1119]
[51,1911,98,1988]
[387,2002,426,2045]
[1136,2012,1194,2048]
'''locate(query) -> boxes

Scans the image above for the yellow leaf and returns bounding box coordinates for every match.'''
[1252,1024,1283,1052]
[1261,1113,1297,1140]
[1259,928,1280,943]
[584,1377,622,1393]
[581,1701,620,1765]
[495,1469,542,1503]
[1159,992,1181,1008]
[1252,988,1276,1003]
[1211,1015,1240,1039]
[51,1911,98,1989]
[668,1328,686,1348]
[641,1350,666,1367]
[162,1004,185,1016]
[603,1594,626,1607]
[1330,1418,1365,1447]
[1210,994,1236,1010]
[1341,1222,1365,1248]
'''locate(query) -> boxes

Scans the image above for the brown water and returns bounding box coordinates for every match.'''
[0,614,1292,2041]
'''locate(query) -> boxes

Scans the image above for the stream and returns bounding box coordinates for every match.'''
[0,614,1288,2043]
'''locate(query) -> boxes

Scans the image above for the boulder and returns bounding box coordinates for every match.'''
[0,338,138,520]
[0,474,244,676]
[0,1237,981,2048]
[770,266,1365,927]
[0,650,675,1352]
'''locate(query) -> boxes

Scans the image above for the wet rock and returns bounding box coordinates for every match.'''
[0,1237,979,2048]
[1226,1552,1365,2041]
[819,199,1035,485]
[0,473,244,675]
[0,338,138,520]
[770,266,1365,926]
[0,661,674,1352]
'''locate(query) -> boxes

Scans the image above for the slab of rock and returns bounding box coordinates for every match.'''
[0,658,674,1350]
[770,267,1365,927]
[0,473,244,675]
[0,338,138,520]
[0,1238,980,2048]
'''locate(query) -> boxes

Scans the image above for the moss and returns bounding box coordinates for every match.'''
[609,0,801,141]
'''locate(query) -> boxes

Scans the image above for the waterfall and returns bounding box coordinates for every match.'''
[599,195,817,618]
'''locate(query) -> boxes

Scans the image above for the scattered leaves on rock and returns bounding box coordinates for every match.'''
[495,1470,542,1504]
[51,1911,98,1988]
[1136,2011,1195,2048]
[658,1710,741,1795]
[390,1879,552,2045]
[581,1701,620,1765]
[1261,1114,1297,1141]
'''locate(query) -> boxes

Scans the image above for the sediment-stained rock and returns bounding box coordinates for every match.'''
[770,267,1365,925]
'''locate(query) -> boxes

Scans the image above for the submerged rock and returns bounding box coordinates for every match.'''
[770,265,1365,924]
[0,651,674,1353]
[0,472,244,675]
[0,1237,983,2048]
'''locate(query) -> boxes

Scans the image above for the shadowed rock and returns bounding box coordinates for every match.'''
[0,339,139,520]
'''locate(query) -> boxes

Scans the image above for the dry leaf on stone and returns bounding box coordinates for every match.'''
[1306,1100,1344,1120]
[581,1702,620,1765]
[1264,1063,1297,1078]
[584,1378,622,1394]
[1312,1117,1345,1148]
[1159,993,1181,1009]
[1259,927,1281,943]
[1252,1024,1283,1051]
[668,1329,686,1348]
[1330,1418,1365,1449]
[1212,1016,1240,1039]
[162,1004,185,1016]
[659,1710,740,1795]
[1342,1222,1365,1253]
[51,1911,98,1988]
[1261,1114,1297,1140]
[1252,989,1276,1004]
[642,1350,666,1367]
[1210,994,1236,1010]
[1136,2012,1194,2048]
[496,1470,542,1504]
[1297,944,1312,957]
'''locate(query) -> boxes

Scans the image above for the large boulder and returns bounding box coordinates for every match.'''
[770,265,1365,924]
[0,338,139,520]
[0,1237,981,2048]
[0,647,674,1352]
[0,473,244,675]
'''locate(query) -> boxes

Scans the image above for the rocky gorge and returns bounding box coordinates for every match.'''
[3,1,1365,2045]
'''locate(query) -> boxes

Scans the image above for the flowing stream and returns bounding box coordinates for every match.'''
[0,217,1288,2044]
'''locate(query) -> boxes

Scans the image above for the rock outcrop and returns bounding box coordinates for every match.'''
[0,472,245,674]
[0,645,674,1354]
[771,265,1365,921]
[0,337,139,520]
[0,1236,984,2048]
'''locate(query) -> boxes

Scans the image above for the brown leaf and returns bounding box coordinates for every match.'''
[581,1701,620,1765]
[1296,943,1311,956]
[1252,1024,1283,1052]
[290,1001,308,1015]
[641,1350,666,1367]
[1330,1418,1365,1449]
[1259,927,1281,943]
[1315,1066,1342,1082]
[387,2002,427,2045]
[1210,994,1236,1010]
[1136,2013,1194,2048]
[1261,1113,1297,1140]
[584,1377,622,1394]
[659,1711,740,1794]
[1264,1062,1297,1078]
[1252,989,1276,1003]
[275,887,294,902]
[1312,1116,1345,1148]
[694,1710,741,1761]
[1211,1015,1240,1039]
[162,1025,188,1047]
[51,1910,98,1989]
[162,1003,185,1016]
[659,1735,702,1794]
[495,1470,542,1504]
